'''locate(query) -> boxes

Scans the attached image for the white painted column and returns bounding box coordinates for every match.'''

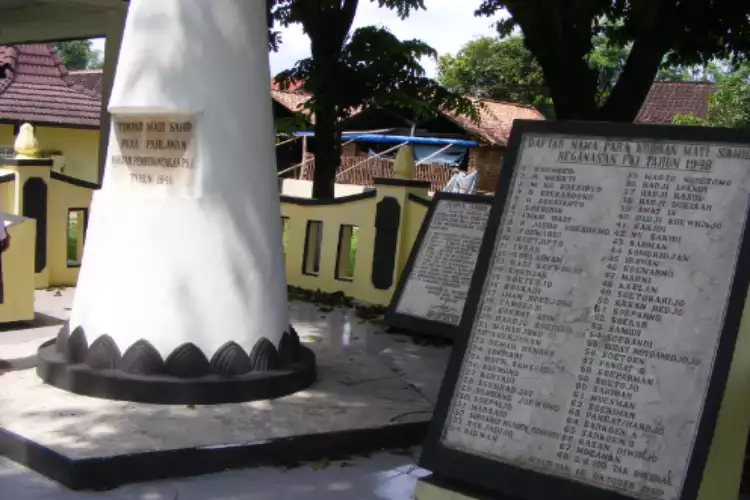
[96,7,126,186]
[70,0,289,360]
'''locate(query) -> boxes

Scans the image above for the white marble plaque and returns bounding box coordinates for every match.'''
[441,135,750,500]
[396,199,491,325]
[107,115,198,196]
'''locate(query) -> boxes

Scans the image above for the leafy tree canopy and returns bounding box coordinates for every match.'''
[268,0,476,199]
[54,40,103,70]
[438,37,553,117]
[673,64,750,128]
[437,33,724,119]
[476,0,750,121]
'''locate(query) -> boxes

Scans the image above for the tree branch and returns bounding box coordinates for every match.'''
[597,1,678,121]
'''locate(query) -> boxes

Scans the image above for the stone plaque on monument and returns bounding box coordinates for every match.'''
[107,115,198,196]
[386,192,492,338]
[420,120,750,500]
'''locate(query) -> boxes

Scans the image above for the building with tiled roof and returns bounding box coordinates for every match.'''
[446,97,544,147]
[271,90,544,192]
[0,44,101,128]
[635,81,716,125]
[0,44,103,183]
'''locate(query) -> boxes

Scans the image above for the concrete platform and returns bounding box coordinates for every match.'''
[1,448,430,499]
[0,289,450,491]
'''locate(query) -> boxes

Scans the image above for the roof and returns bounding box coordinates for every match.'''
[0,44,101,128]
[271,89,312,120]
[272,91,544,146]
[65,69,104,98]
[635,81,716,125]
[270,77,305,92]
[445,98,545,146]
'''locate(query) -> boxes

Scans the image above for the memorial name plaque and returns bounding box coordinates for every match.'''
[420,120,750,500]
[386,192,492,338]
[107,115,198,196]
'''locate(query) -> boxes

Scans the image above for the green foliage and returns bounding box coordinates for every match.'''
[673,66,750,128]
[438,37,551,116]
[278,26,477,123]
[475,1,750,121]
[268,0,476,199]
[586,34,629,104]
[437,33,706,118]
[274,114,310,138]
[54,40,103,70]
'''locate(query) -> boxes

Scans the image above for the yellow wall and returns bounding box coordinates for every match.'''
[281,182,431,306]
[35,127,100,183]
[0,218,36,322]
[0,175,15,213]
[0,124,14,145]
[47,177,94,286]
[0,150,436,306]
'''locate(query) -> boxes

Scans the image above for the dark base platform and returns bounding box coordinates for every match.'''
[416,474,513,500]
[37,339,317,405]
[0,420,429,491]
[3,314,433,491]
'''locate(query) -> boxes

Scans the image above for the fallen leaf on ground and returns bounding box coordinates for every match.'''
[310,458,331,470]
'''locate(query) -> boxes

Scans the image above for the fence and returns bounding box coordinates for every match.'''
[0,154,442,308]
[281,177,432,306]
[295,156,453,192]
[0,157,98,290]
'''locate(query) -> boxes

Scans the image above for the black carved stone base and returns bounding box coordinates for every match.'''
[37,324,316,405]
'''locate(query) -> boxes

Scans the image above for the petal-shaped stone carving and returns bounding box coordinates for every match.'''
[55,322,70,352]
[85,335,121,370]
[278,332,294,366]
[164,343,212,378]
[289,325,301,350]
[64,326,88,364]
[249,337,280,372]
[210,341,251,375]
[119,340,165,375]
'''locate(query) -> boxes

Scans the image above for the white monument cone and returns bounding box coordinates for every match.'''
[39,0,314,403]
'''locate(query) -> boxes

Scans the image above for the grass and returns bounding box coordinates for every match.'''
[66,215,79,263]
[347,227,358,278]
[281,220,358,279]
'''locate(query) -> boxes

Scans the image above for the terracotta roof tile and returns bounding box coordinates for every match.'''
[271,89,313,120]
[0,44,101,128]
[635,81,716,125]
[271,91,546,145]
[66,69,104,98]
[270,77,305,92]
[444,98,546,146]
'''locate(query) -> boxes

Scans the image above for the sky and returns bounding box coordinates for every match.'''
[92,2,503,78]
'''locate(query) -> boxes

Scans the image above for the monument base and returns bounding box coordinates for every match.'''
[415,474,512,500]
[1,316,433,491]
[37,323,317,404]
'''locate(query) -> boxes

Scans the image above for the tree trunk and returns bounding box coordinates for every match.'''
[507,5,600,120]
[311,95,340,199]
[303,1,357,199]
[507,1,677,123]
[597,25,676,122]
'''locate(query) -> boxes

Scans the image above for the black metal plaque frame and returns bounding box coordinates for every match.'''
[420,120,750,500]
[385,191,493,339]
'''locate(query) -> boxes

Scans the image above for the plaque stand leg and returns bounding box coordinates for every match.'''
[697,295,750,500]
[415,474,516,500]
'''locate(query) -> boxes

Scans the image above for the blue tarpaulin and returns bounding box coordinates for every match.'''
[292,131,477,147]
[293,131,474,167]
[368,144,467,166]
